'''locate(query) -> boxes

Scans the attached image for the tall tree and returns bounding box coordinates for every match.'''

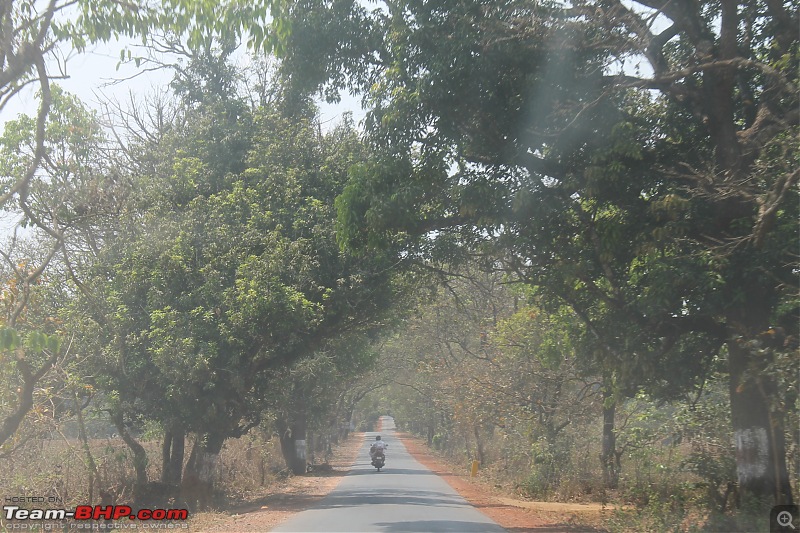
[0,0,258,212]
[0,85,121,450]
[277,0,798,505]
[0,0,282,454]
[67,54,402,501]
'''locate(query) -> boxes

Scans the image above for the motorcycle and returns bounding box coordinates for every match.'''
[370,451,385,472]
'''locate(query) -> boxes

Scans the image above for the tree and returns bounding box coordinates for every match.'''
[0,0,244,211]
[0,0,280,457]
[64,53,403,501]
[271,335,381,474]
[377,268,601,473]
[214,100,402,476]
[0,84,124,451]
[278,0,798,505]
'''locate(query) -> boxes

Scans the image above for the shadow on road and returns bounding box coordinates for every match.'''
[502,527,604,533]
[316,489,468,509]
[373,519,505,532]
[347,467,434,476]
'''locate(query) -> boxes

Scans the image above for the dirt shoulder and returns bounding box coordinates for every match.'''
[189,433,363,532]
[397,432,611,532]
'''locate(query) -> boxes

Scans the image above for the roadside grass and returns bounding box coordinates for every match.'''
[0,430,287,510]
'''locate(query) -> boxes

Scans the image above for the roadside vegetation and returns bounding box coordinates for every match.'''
[0,45,407,517]
[0,423,367,512]
[368,270,797,531]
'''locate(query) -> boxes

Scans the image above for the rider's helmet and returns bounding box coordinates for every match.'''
[376,435,381,440]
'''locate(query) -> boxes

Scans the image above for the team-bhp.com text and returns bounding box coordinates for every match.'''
[4,505,188,521]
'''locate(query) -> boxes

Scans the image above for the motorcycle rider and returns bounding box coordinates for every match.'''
[370,435,387,461]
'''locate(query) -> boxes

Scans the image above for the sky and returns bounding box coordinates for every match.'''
[1,37,364,131]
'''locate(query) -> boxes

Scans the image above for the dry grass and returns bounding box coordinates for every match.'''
[188,432,363,532]
[0,430,290,510]
[1,436,153,506]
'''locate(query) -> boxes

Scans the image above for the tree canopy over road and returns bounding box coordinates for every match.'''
[276,0,798,508]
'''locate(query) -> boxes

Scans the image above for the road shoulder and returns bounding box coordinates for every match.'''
[397,432,608,532]
[189,432,363,532]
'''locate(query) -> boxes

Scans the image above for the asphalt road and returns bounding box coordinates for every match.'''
[271,416,506,533]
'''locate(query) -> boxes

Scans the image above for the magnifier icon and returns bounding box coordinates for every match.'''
[778,510,796,529]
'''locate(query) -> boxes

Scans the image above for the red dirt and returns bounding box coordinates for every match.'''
[397,432,608,532]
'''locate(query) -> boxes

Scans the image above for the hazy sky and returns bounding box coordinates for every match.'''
[1,38,363,131]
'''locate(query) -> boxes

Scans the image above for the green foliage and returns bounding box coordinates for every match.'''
[277,0,798,504]
[0,85,119,228]
[62,55,402,456]
[0,327,20,351]
[517,436,574,499]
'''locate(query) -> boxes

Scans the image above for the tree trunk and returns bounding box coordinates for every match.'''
[111,409,148,486]
[427,419,435,447]
[0,349,59,447]
[727,337,793,506]
[161,431,172,484]
[307,431,316,465]
[463,429,472,460]
[171,429,185,484]
[701,1,794,505]
[75,395,99,504]
[277,397,309,476]
[474,425,485,465]
[721,269,794,507]
[341,407,354,440]
[161,427,185,485]
[601,386,619,490]
[181,432,224,511]
[328,414,339,445]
